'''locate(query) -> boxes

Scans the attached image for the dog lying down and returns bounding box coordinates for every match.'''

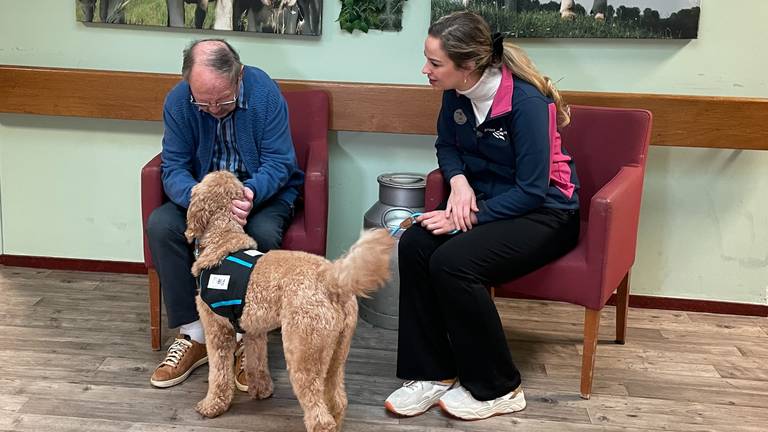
[185,171,395,432]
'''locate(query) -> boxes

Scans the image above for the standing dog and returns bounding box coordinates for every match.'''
[185,171,395,432]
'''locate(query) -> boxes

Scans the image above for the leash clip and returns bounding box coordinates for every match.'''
[389,212,423,237]
[387,211,461,237]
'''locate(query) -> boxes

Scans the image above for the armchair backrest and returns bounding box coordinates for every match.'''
[561,106,652,217]
[279,90,330,256]
[282,90,330,172]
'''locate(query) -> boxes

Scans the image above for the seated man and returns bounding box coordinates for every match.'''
[146,38,303,389]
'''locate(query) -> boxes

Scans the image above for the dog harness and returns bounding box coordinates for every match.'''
[199,249,263,333]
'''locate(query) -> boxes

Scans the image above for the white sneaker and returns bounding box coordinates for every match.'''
[384,380,455,416]
[439,385,526,420]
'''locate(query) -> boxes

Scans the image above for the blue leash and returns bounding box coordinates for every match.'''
[389,211,460,237]
[388,211,422,237]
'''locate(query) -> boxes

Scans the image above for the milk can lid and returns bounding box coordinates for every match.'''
[377,173,426,189]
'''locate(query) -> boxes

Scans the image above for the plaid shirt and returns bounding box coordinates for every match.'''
[211,83,249,180]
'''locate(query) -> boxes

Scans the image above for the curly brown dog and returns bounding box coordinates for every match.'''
[185,171,394,432]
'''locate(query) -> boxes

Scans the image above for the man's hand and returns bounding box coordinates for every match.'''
[231,187,254,226]
[445,175,479,232]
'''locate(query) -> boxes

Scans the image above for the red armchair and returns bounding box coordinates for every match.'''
[141,90,329,350]
[425,105,652,399]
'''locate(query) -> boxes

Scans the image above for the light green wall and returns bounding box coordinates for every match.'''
[0,115,161,260]
[1,1,766,305]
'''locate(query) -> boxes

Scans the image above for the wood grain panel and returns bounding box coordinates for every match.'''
[3,265,768,431]
[1,65,768,150]
[0,66,176,122]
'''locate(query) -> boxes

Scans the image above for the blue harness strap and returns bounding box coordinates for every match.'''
[199,249,263,333]
[210,299,243,308]
[226,255,253,268]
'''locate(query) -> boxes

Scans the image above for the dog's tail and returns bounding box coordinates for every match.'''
[323,229,395,298]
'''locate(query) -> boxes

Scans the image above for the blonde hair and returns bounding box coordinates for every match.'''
[429,11,570,127]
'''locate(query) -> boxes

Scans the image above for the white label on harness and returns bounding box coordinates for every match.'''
[208,274,230,290]
[244,249,263,257]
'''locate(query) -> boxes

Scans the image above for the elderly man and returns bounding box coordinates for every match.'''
[146,39,303,389]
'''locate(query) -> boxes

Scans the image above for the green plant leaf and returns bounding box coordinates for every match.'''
[338,0,409,33]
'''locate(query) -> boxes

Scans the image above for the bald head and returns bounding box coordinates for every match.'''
[182,39,242,85]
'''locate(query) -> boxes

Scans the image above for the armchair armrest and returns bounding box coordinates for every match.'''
[301,138,329,256]
[424,169,448,212]
[586,164,645,302]
[141,153,165,268]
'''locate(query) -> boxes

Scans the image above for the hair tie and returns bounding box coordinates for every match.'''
[491,32,505,59]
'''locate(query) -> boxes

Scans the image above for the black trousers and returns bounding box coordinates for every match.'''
[146,197,292,328]
[396,207,580,401]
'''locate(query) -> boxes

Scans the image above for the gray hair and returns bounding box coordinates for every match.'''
[181,39,242,84]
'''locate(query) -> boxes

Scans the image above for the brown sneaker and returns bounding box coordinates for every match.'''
[234,340,248,392]
[150,335,208,388]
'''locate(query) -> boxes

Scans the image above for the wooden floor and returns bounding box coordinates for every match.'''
[0,265,767,432]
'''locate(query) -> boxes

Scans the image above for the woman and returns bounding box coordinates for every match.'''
[384,11,580,420]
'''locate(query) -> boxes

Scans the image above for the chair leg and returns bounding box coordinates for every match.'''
[580,308,601,400]
[615,272,630,345]
[148,269,162,351]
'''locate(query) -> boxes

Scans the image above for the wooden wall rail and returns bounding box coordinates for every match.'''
[1,65,767,150]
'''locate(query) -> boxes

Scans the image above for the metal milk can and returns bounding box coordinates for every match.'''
[360,172,427,330]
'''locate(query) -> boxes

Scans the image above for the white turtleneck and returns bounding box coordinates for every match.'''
[457,67,502,126]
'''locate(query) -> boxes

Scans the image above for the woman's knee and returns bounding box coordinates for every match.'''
[398,225,436,262]
[428,245,478,285]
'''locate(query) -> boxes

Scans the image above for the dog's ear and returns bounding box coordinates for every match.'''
[184,183,209,243]
[185,171,245,243]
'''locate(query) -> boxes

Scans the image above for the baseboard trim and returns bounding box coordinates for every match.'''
[0,254,147,275]
[607,293,767,317]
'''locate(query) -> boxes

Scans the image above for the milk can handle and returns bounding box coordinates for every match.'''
[381,207,416,230]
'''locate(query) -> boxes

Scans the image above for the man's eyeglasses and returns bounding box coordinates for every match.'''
[189,94,238,110]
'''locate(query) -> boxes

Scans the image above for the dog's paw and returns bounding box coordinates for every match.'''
[305,416,337,432]
[248,373,274,400]
[195,398,228,418]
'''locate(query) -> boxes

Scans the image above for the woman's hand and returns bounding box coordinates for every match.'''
[231,187,254,226]
[417,211,455,235]
[446,175,479,232]
[417,210,458,235]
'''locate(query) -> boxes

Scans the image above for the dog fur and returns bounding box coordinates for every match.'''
[185,171,395,432]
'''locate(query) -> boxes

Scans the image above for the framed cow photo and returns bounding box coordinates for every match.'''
[76,0,323,36]
[431,0,702,39]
